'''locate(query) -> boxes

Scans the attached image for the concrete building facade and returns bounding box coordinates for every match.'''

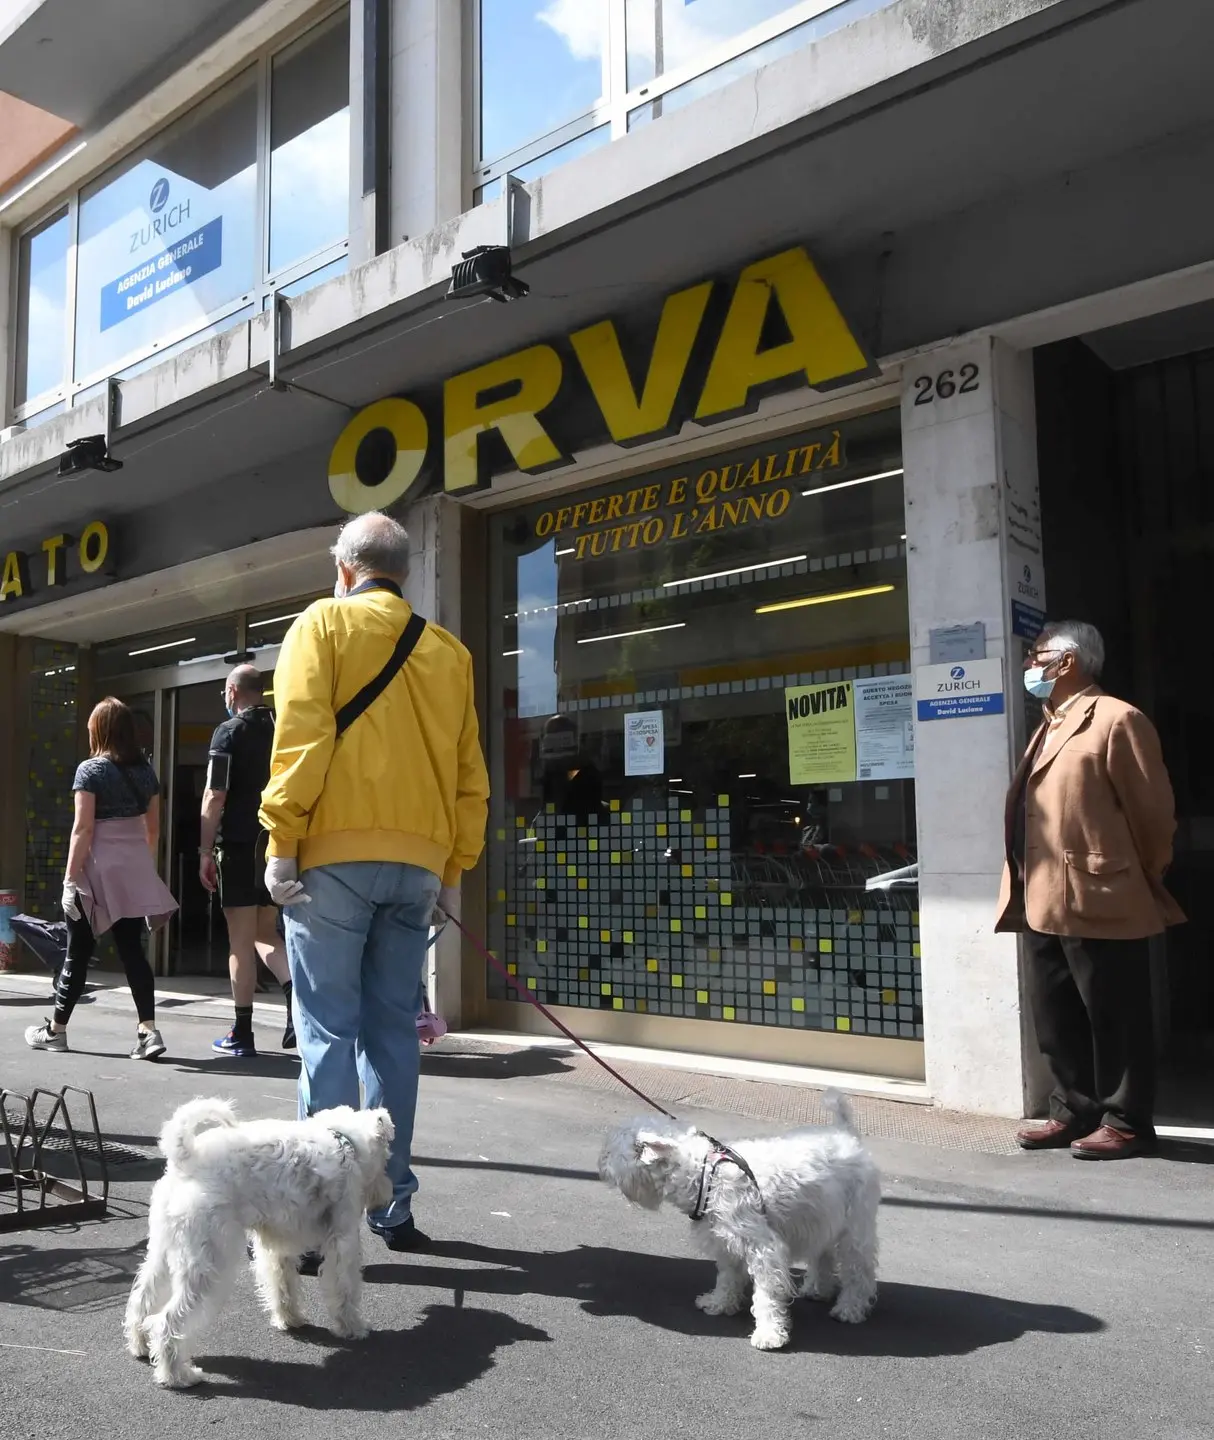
[2,0,1213,1118]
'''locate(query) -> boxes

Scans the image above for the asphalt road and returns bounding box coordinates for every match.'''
[1,994,1211,1439]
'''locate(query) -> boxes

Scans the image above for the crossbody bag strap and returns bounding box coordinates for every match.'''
[334,611,427,738]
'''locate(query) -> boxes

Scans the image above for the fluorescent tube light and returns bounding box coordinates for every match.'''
[576,622,686,646]
[754,584,895,615]
[663,555,807,587]
[802,467,903,498]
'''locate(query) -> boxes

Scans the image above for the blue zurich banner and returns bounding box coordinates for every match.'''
[99,217,224,332]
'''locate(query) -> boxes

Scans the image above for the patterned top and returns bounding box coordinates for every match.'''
[72,757,160,821]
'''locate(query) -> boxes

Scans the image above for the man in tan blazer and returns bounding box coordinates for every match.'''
[997,620,1183,1160]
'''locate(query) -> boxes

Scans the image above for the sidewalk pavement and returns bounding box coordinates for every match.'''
[1,983,1211,1440]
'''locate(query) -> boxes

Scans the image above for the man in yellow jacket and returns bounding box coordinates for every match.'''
[259,511,489,1253]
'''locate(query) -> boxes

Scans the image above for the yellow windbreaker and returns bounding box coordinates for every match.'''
[259,587,489,885]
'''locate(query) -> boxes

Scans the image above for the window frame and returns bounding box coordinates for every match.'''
[7,3,351,427]
[468,0,868,200]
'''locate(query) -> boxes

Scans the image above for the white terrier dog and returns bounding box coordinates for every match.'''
[124,1098,394,1388]
[598,1093,880,1350]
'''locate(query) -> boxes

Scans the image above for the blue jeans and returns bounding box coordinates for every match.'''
[284,861,440,1232]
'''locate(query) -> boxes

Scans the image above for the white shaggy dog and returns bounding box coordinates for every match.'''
[124,1098,394,1388]
[598,1093,880,1350]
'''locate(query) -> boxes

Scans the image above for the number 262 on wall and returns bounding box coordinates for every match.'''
[912,363,981,406]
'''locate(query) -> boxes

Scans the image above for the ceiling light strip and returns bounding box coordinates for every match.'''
[576,622,687,646]
[754,584,895,615]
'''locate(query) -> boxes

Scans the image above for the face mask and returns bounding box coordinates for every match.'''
[1023,666,1056,701]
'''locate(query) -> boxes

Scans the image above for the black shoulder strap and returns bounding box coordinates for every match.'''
[335,612,427,738]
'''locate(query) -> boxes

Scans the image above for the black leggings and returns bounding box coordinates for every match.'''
[55,914,156,1027]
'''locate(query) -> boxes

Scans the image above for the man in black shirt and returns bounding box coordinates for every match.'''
[200,665,294,1056]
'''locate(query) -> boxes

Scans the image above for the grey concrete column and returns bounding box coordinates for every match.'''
[902,337,1040,1116]
[403,491,466,1026]
[388,0,463,246]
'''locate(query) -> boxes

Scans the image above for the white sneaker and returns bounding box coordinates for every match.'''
[130,1027,166,1061]
[25,1019,68,1052]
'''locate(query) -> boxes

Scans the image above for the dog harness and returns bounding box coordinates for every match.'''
[329,1128,357,1163]
[690,1135,766,1221]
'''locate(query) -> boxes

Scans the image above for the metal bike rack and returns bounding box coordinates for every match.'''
[0,1085,109,1232]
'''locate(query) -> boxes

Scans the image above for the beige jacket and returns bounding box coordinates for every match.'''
[995,690,1185,939]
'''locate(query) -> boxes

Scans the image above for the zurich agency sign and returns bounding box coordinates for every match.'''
[327,246,873,516]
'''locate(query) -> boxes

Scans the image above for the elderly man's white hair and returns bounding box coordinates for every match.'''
[1037,620,1105,679]
[331,512,410,582]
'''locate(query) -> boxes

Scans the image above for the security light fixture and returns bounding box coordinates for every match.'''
[447,246,529,303]
[58,435,123,476]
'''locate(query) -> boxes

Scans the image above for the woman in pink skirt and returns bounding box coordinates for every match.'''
[25,696,178,1059]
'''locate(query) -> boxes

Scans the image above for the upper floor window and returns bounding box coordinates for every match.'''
[472,0,889,199]
[13,208,69,409]
[8,6,350,425]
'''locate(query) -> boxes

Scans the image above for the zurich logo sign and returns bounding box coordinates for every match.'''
[949,666,966,679]
[149,178,170,214]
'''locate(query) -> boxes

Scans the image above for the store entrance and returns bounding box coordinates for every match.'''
[1037,329,1214,1124]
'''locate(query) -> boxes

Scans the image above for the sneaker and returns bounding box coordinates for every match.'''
[25,1019,68,1052]
[282,1015,296,1050]
[131,1028,166,1061]
[375,1217,431,1253]
[212,1029,256,1058]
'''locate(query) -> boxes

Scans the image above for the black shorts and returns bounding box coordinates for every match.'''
[217,833,271,909]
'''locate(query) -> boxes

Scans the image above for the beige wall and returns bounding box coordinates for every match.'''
[0,92,76,197]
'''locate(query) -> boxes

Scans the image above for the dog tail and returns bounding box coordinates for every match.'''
[822,1089,858,1134]
[159,1097,237,1168]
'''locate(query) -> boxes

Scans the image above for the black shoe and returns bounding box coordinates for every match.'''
[377,1218,430,1253]
[282,1015,296,1050]
[297,1251,323,1276]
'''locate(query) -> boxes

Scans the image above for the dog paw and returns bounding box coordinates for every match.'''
[270,1310,306,1332]
[155,1364,204,1389]
[330,1318,370,1341]
[125,1328,150,1360]
[696,1291,743,1317]
[830,1297,874,1325]
[749,1327,790,1351]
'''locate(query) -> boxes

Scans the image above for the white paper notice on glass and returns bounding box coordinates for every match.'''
[624,710,665,777]
[852,676,915,781]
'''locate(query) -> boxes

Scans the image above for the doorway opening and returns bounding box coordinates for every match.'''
[1036,322,1214,1124]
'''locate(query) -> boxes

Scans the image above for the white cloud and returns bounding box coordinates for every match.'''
[537,0,608,62]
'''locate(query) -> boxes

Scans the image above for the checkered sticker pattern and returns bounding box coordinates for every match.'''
[486,796,923,1038]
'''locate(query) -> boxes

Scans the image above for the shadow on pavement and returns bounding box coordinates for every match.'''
[165,1054,301,1080]
[365,1242,1103,1356]
[421,1047,574,1080]
[0,1240,144,1311]
[197,1303,550,1409]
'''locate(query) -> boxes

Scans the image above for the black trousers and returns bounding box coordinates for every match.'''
[55,914,156,1027]
[1023,928,1155,1135]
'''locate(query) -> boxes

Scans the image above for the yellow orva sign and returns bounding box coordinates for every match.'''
[327,246,870,514]
[0,521,111,603]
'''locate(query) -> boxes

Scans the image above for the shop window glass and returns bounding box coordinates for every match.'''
[74,69,259,385]
[14,208,69,407]
[269,14,351,275]
[94,618,240,681]
[479,0,608,163]
[487,409,922,1041]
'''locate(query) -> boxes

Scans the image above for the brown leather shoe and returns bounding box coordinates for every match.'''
[1070,1125,1154,1160]
[1016,1118,1090,1150]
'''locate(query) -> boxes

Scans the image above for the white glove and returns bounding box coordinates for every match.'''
[62,881,81,921]
[265,856,311,907]
[435,884,459,923]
